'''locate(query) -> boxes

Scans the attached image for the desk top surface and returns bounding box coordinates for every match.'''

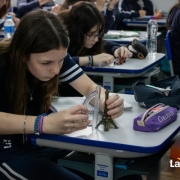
[104,31,161,44]
[82,53,165,74]
[31,94,180,155]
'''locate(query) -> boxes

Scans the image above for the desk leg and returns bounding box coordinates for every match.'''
[146,160,161,180]
[94,152,113,180]
[103,76,114,92]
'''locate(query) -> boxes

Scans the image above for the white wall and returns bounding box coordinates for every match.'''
[11,0,17,6]
[11,0,178,12]
[151,0,178,12]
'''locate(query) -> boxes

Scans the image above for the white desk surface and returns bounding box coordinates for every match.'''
[104,31,161,44]
[82,53,165,76]
[30,94,180,158]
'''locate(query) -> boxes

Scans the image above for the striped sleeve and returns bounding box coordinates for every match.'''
[59,54,84,84]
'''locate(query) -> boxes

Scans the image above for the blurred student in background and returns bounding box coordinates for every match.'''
[17,0,55,18]
[166,0,180,78]
[0,0,10,18]
[58,1,132,68]
[111,0,154,30]
[51,0,119,32]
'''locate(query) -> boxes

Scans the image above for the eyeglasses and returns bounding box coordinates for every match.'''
[86,31,104,40]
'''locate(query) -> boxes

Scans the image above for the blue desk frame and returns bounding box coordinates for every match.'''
[123,18,166,28]
[82,53,166,92]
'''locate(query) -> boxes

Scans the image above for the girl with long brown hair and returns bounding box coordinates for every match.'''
[0,9,124,179]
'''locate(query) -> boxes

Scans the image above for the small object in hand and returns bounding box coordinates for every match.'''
[114,57,126,65]
[96,89,118,131]
[154,9,162,19]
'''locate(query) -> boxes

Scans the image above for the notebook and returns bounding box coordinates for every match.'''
[104,31,140,39]
[50,97,133,113]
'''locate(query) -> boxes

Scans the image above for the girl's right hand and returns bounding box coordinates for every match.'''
[93,53,114,66]
[43,105,91,135]
[51,4,61,14]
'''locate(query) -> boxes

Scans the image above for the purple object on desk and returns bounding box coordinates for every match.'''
[133,103,178,132]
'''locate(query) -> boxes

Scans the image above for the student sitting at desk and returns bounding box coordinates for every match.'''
[58,2,132,68]
[58,1,132,96]
[111,0,154,30]
[0,0,10,18]
[51,0,119,32]
[0,0,19,27]
[0,9,125,180]
[96,0,119,32]
[166,0,180,78]
[16,0,55,18]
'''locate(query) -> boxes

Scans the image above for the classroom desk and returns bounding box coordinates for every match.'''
[30,94,180,180]
[104,31,161,45]
[82,53,166,92]
[123,18,166,28]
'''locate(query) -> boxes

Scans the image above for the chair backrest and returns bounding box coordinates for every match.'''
[165,30,174,76]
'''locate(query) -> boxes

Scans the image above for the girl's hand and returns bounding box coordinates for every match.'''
[114,46,132,59]
[100,94,124,119]
[108,0,119,9]
[51,4,61,14]
[43,105,91,134]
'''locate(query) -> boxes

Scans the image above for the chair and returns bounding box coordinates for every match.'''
[164,30,174,76]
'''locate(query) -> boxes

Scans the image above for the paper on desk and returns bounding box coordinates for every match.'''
[50,97,132,137]
[65,126,93,137]
[105,31,140,38]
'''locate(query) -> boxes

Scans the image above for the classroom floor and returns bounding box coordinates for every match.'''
[160,149,180,180]
[142,148,180,180]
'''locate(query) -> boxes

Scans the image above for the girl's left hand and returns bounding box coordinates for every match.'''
[101,94,124,119]
[114,46,132,59]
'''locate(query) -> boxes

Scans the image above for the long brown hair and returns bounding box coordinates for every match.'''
[0,0,10,18]
[166,0,180,29]
[0,10,69,114]
[58,1,104,56]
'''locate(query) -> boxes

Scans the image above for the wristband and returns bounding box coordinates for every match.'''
[88,55,93,66]
[34,113,47,135]
[23,115,28,144]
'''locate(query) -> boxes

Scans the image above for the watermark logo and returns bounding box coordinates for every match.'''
[170,158,180,167]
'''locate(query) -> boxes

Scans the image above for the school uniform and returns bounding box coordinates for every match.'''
[167,6,180,77]
[59,40,121,97]
[17,0,55,18]
[72,40,120,65]
[0,54,84,180]
[111,0,153,30]
[103,9,115,32]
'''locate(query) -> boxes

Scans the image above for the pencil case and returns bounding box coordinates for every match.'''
[133,103,178,132]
